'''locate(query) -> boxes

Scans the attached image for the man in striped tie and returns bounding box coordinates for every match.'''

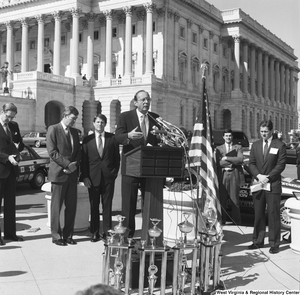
[81,114,120,242]
[0,103,24,245]
[248,120,286,254]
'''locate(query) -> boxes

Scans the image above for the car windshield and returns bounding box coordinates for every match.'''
[40,133,46,137]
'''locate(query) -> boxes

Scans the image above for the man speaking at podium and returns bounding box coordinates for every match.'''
[115,90,160,240]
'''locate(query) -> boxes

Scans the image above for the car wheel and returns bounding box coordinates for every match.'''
[280,199,291,230]
[30,170,46,189]
[35,140,41,148]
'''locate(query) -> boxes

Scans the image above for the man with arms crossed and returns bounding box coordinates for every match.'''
[216,129,245,225]
[115,90,160,240]
[0,103,24,245]
[81,114,120,242]
[47,106,81,246]
[248,120,286,254]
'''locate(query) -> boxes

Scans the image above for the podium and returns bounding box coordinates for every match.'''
[122,146,184,246]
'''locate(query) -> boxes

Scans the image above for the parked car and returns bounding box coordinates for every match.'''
[17,145,49,189]
[285,142,298,165]
[22,132,47,148]
[233,171,299,230]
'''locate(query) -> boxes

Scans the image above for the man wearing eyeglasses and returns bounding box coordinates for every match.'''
[115,90,160,240]
[0,103,24,245]
[248,120,286,254]
[46,106,81,246]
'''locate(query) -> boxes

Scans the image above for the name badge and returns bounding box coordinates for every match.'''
[270,147,278,154]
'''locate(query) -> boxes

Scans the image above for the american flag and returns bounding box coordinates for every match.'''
[188,68,222,233]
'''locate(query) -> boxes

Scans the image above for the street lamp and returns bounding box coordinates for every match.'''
[1,61,12,94]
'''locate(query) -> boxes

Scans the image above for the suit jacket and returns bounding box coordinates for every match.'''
[46,123,81,182]
[249,138,286,194]
[81,132,120,187]
[0,121,24,178]
[115,109,160,154]
[216,143,245,186]
[115,109,160,176]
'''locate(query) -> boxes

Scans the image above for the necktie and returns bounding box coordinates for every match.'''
[141,115,147,144]
[263,140,268,160]
[65,128,72,148]
[3,123,11,141]
[227,144,231,153]
[97,134,103,158]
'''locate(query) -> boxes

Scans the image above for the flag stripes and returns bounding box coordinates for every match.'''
[188,73,222,231]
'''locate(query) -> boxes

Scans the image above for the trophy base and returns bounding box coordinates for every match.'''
[131,252,174,289]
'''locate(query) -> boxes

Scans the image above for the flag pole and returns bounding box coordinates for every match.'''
[194,64,208,239]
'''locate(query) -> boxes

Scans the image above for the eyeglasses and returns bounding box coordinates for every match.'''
[137,98,151,103]
[5,113,16,120]
[68,115,78,121]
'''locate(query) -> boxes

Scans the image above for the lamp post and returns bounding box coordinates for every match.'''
[1,61,11,94]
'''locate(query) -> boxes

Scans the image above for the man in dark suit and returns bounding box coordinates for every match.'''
[115,90,160,239]
[0,103,24,245]
[47,106,81,246]
[81,114,120,242]
[248,120,286,254]
[216,129,245,225]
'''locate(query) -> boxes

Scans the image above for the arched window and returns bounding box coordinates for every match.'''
[213,64,220,92]
[178,52,188,83]
[191,56,200,85]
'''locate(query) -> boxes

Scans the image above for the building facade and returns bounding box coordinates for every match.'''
[0,0,298,141]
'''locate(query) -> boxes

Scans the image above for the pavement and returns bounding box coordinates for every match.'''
[1,174,300,294]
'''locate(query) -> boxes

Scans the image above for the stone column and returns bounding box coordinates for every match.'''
[104,10,113,78]
[174,12,180,80]
[285,66,289,105]
[290,68,294,106]
[270,56,275,101]
[187,19,193,87]
[257,48,262,98]
[66,16,73,75]
[233,35,240,91]
[280,62,285,103]
[263,52,269,99]
[35,15,45,72]
[242,40,248,93]
[70,8,80,76]
[123,6,133,77]
[52,11,62,75]
[275,59,280,102]
[20,18,29,72]
[5,21,14,72]
[144,3,155,75]
[86,13,96,80]
[250,45,256,96]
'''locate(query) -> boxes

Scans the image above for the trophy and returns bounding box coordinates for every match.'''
[178,211,194,245]
[114,215,127,245]
[107,229,116,244]
[148,264,158,295]
[202,206,217,236]
[148,218,162,248]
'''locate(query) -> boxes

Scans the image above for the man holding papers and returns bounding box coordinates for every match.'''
[47,106,81,246]
[248,120,286,254]
[216,129,245,225]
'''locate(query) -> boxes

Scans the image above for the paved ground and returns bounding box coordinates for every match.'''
[0,165,300,294]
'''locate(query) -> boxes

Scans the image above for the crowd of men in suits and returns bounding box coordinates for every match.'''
[0,92,287,254]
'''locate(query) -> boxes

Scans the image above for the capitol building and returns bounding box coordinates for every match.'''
[0,0,298,141]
